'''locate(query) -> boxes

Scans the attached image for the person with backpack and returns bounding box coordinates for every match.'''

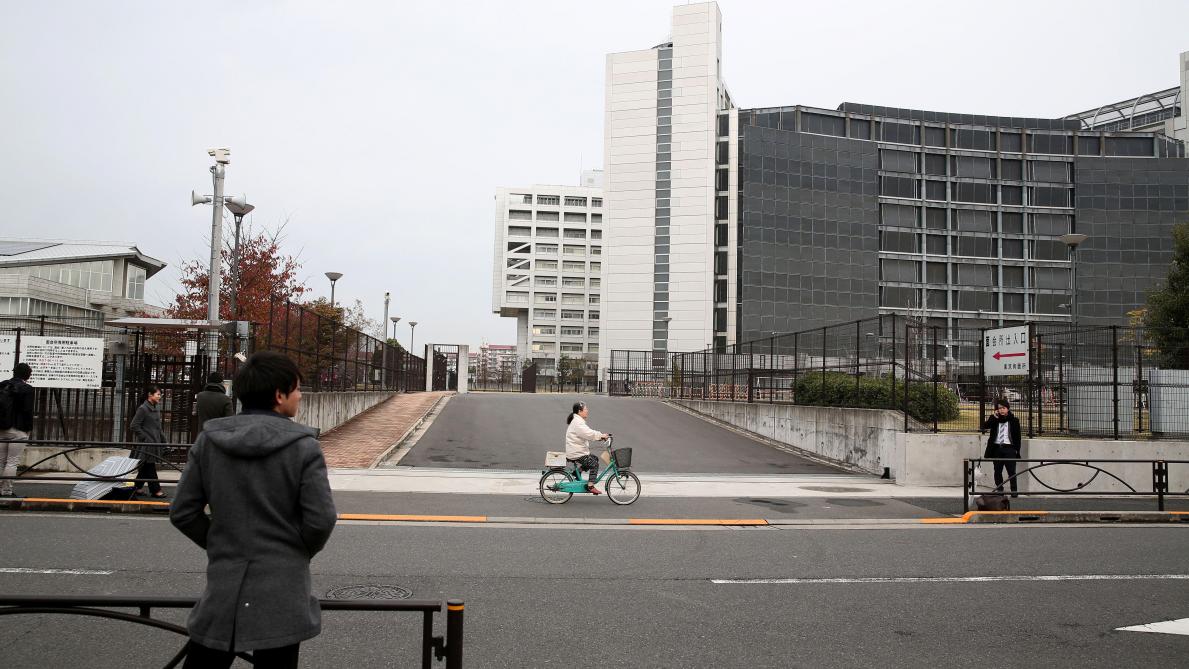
[196,371,234,430]
[170,351,336,668]
[0,363,35,497]
[130,385,167,498]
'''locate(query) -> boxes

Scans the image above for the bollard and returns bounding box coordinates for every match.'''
[446,599,464,669]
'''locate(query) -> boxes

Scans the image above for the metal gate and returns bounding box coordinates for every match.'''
[521,363,537,393]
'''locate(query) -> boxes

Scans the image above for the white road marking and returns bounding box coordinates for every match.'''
[0,567,114,575]
[712,574,1189,585]
[1117,617,1189,636]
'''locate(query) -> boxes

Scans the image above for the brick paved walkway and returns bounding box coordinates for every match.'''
[319,392,449,469]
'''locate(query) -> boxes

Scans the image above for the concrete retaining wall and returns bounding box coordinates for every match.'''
[295,391,396,435]
[672,400,902,476]
[673,400,1189,491]
[23,391,397,472]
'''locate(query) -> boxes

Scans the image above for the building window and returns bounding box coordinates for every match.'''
[880,176,918,198]
[881,203,919,227]
[536,227,558,238]
[537,195,560,206]
[1028,134,1071,155]
[564,213,587,223]
[536,244,557,255]
[535,294,557,304]
[1032,214,1071,236]
[1030,187,1072,208]
[590,228,602,239]
[591,198,602,207]
[562,277,584,288]
[532,325,555,335]
[536,260,557,270]
[561,326,583,336]
[955,210,994,233]
[535,276,557,287]
[588,295,600,305]
[126,265,147,300]
[564,196,588,207]
[955,237,996,258]
[880,230,919,253]
[1029,161,1071,183]
[564,229,586,239]
[563,245,586,257]
[533,309,556,319]
[537,211,560,221]
[880,150,918,173]
[952,156,995,179]
[509,210,532,220]
[505,291,529,304]
[953,182,995,204]
[508,226,531,237]
[561,310,584,320]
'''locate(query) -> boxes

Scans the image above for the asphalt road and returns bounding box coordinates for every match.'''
[399,394,842,474]
[1,514,1186,668]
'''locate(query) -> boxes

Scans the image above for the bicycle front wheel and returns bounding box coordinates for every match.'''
[539,469,574,504]
[605,470,641,505]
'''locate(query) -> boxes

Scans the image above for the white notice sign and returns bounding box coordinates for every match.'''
[983,326,1029,377]
[19,336,104,389]
[0,335,15,377]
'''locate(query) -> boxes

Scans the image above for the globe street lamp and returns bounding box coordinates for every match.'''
[223,199,255,320]
[325,272,343,311]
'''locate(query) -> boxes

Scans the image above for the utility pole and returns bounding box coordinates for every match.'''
[207,149,229,360]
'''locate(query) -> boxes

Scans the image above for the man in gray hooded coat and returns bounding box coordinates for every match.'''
[171,351,336,668]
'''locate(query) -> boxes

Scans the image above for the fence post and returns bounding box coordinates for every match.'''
[1026,325,1034,438]
[747,341,754,403]
[1057,342,1064,432]
[855,321,861,396]
[312,310,322,392]
[1036,334,1044,435]
[445,599,465,669]
[978,327,986,432]
[1112,325,1120,440]
[769,335,775,404]
[1136,336,1145,434]
[267,295,275,348]
[890,314,898,411]
[932,325,939,433]
[821,326,827,400]
[792,332,799,405]
[903,320,909,433]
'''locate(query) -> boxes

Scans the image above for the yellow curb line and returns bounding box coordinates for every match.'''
[338,513,489,523]
[920,511,1053,524]
[628,518,769,526]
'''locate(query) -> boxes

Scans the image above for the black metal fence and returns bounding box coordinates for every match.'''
[963,458,1189,513]
[607,315,1189,440]
[468,353,598,393]
[2,305,427,446]
[259,297,426,393]
[0,594,464,668]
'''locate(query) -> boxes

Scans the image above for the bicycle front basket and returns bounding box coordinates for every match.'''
[611,447,632,469]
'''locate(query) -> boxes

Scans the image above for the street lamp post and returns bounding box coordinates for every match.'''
[223,200,255,320]
[1060,233,1088,326]
[380,292,390,388]
[391,316,402,390]
[408,321,418,392]
[325,272,343,311]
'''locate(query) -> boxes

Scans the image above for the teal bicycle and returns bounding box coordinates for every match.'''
[539,436,641,505]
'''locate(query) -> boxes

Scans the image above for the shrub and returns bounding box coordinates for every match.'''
[794,371,960,423]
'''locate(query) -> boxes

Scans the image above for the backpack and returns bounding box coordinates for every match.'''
[0,380,16,431]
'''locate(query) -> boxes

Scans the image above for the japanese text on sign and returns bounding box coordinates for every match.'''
[19,336,104,389]
[983,325,1029,377]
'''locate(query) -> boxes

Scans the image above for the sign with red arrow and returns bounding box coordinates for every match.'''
[984,325,1029,377]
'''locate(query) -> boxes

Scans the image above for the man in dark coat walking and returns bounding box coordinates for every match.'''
[130,385,167,498]
[171,351,336,668]
[196,371,233,429]
[982,399,1023,497]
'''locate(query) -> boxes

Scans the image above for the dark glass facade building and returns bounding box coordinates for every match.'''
[717,104,1189,346]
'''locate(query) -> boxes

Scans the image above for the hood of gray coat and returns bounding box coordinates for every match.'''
[201,414,318,459]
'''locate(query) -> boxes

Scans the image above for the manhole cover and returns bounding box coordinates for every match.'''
[798,486,873,493]
[325,585,412,600]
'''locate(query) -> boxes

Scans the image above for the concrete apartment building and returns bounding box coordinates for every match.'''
[0,239,166,322]
[492,172,604,384]
[600,1,1189,375]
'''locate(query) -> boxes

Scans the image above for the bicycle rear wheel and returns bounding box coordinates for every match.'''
[605,470,641,505]
[539,469,574,504]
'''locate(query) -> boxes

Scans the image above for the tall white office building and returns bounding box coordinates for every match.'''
[599,2,733,378]
[492,172,604,384]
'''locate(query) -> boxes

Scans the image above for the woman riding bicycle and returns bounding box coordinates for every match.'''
[565,401,609,495]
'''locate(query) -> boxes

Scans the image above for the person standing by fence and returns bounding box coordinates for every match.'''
[0,363,35,497]
[170,351,336,668]
[196,372,234,430]
[982,399,1022,498]
[130,385,167,498]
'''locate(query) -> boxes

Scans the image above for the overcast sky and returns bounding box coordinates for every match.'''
[3,0,1185,350]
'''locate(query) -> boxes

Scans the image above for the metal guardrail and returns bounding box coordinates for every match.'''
[0,595,463,668]
[962,458,1189,513]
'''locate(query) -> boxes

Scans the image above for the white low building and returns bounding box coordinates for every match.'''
[492,172,604,385]
[0,239,166,322]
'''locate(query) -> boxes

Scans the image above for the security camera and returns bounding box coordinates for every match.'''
[207,148,231,164]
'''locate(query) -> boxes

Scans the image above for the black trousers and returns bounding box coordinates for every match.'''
[135,459,162,495]
[571,455,599,484]
[993,446,1020,497]
[183,640,300,668]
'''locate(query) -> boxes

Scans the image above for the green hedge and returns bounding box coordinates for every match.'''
[793,372,960,423]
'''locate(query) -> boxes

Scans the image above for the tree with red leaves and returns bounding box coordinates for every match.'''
[164,223,307,325]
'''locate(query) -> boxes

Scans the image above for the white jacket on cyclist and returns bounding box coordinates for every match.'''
[565,415,603,460]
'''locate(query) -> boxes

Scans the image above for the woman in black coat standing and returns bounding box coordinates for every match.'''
[982,399,1022,497]
[130,385,167,498]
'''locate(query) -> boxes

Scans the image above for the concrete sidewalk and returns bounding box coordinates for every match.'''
[318,392,449,468]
